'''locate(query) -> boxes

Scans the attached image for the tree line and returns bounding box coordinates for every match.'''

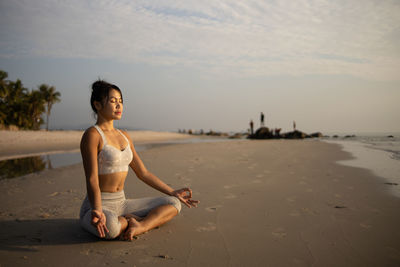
[0,70,61,130]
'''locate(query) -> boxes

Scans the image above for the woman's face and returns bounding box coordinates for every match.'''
[96,89,123,121]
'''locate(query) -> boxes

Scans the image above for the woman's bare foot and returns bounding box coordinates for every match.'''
[124,213,143,221]
[122,217,146,241]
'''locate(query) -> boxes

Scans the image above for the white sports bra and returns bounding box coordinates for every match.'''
[93,125,133,175]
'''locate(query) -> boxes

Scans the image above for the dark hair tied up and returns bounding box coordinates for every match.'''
[90,79,123,114]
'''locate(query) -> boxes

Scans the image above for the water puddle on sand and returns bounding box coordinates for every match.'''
[0,137,236,179]
[0,152,81,179]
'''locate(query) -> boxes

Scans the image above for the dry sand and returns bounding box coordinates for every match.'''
[0,137,400,266]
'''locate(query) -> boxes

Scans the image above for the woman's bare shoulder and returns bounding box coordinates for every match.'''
[81,126,101,144]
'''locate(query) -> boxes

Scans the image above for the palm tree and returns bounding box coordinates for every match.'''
[0,70,8,125]
[0,70,8,97]
[27,90,46,130]
[7,79,28,128]
[39,84,61,131]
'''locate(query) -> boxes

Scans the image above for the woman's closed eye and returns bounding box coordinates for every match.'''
[110,98,123,104]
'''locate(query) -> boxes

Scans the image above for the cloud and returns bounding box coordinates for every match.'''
[1,0,399,80]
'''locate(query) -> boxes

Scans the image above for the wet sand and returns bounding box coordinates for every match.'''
[0,139,400,266]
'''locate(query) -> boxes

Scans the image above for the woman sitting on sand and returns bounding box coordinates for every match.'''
[79,80,198,240]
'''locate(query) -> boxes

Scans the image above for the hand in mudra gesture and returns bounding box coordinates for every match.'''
[91,209,109,238]
[172,188,200,208]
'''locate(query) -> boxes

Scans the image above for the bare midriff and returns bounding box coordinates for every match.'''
[98,171,128,193]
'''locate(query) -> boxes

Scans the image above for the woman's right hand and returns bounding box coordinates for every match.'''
[91,209,109,238]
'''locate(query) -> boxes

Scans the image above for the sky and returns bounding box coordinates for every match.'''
[0,0,399,134]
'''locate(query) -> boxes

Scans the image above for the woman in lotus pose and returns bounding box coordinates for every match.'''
[79,80,198,240]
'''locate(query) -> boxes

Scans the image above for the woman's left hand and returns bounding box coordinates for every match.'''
[172,188,199,208]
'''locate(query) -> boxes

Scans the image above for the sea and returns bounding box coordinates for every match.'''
[322,133,400,198]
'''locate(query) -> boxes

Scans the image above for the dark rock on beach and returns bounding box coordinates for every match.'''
[310,132,323,138]
[247,127,274,139]
[248,128,321,140]
[281,130,310,139]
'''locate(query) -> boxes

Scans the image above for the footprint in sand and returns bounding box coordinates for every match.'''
[236,157,249,163]
[224,193,237,199]
[196,222,217,232]
[301,207,319,215]
[272,228,287,239]
[133,244,149,250]
[190,158,202,164]
[177,175,190,182]
[360,222,372,229]
[80,249,94,256]
[175,173,188,180]
[111,248,132,257]
[48,192,60,197]
[139,258,152,264]
[205,205,222,212]
[248,163,258,169]
[286,197,296,203]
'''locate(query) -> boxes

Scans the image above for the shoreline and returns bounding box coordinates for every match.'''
[323,139,400,198]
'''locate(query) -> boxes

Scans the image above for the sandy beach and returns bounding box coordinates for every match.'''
[0,130,193,161]
[1,133,400,266]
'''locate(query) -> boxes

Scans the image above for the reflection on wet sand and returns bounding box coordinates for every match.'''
[0,156,47,179]
[0,152,82,179]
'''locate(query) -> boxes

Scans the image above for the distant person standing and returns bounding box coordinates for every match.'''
[293,121,296,131]
[260,112,265,127]
[250,120,254,135]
